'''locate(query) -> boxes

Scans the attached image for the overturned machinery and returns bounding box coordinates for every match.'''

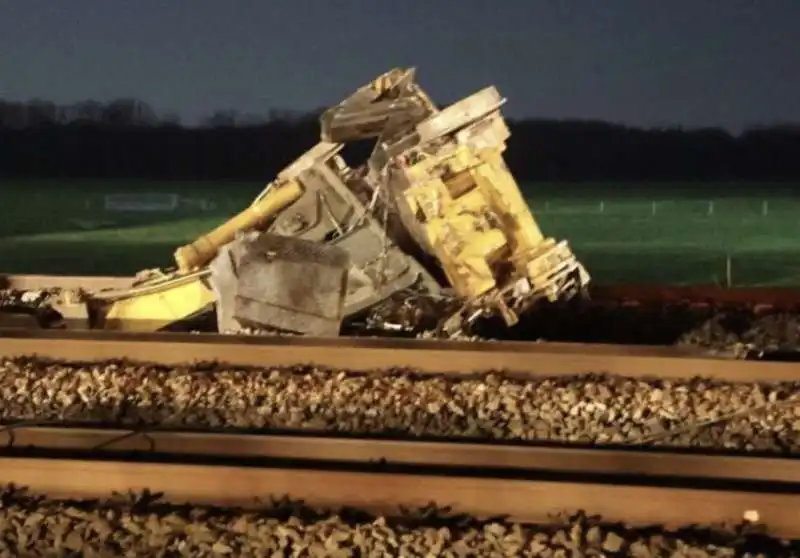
[2,68,590,337]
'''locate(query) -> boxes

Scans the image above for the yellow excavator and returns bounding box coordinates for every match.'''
[5,68,590,337]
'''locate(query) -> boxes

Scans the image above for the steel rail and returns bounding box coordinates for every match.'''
[0,328,797,381]
[2,425,800,485]
[2,455,799,538]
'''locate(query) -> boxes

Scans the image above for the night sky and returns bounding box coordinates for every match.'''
[1,0,797,130]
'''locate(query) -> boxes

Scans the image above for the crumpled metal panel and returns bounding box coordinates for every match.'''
[209,231,350,336]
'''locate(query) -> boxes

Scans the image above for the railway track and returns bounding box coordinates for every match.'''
[1,327,797,379]
[1,329,799,452]
[1,328,800,553]
[1,431,799,553]
[2,425,800,484]
[5,274,800,308]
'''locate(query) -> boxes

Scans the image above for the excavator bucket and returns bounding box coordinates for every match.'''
[209,231,350,336]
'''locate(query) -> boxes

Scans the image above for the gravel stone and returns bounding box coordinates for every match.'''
[0,487,793,557]
[2,358,799,452]
[677,311,800,354]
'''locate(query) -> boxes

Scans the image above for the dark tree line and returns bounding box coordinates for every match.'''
[1,98,799,183]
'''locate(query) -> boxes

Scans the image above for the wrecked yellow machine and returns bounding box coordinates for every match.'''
[2,68,590,337]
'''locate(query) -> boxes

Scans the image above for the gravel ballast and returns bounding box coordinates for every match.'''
[677,311,800,354]
[0,487,793,557]
[2,358,799,452]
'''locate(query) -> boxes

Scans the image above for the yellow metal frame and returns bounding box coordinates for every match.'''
[101,274,215,332]
[400,145,549,300]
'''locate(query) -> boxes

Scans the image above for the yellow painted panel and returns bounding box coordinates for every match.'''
[104,276,215,331]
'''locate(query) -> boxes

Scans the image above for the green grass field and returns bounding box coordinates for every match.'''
[2,180,800,286]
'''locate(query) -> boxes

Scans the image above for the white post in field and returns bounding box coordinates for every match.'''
[726,254,732,288]
[651,200,657,216]
[708,200,715,216]
[599,200,605,213]
[762,200,769,217]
